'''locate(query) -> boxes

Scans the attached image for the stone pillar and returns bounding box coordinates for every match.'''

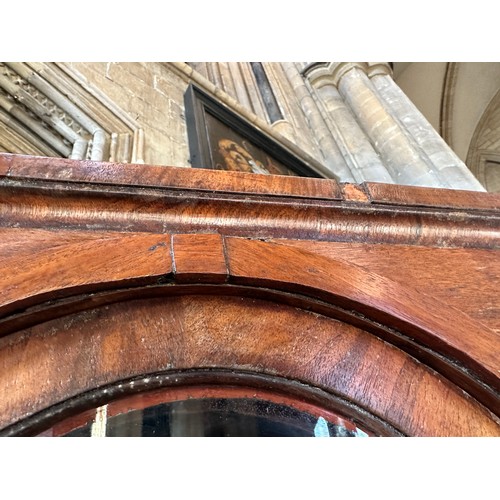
[228,62,254,112]
[304,63,394,184]
[315,81,395,184]
[282,62,356,182]
[306,62,485,191]
[311,62,446,187]
[369,65,485,191]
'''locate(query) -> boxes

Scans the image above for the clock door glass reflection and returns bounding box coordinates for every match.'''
[40,387,371,437]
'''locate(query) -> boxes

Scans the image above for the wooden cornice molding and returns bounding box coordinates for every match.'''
[1,154,499,248]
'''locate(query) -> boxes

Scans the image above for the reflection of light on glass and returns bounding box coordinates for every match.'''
[91,405,108,437]
[314,416,330,437]
[354,428,369,437]
[248,159,269,175]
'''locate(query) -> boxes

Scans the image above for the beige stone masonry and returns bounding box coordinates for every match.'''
[336,65,443,187]
[370,70,485,191]
[304,63,394,184]
[281,62,355,182]
[306,62,485,191]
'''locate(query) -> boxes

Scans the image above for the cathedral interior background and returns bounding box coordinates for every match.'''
[1,62,499,192]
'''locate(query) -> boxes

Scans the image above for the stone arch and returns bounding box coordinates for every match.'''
[466,87,500,192]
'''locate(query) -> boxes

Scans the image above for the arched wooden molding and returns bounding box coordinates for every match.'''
[0,153,499,436]
[1,292,498,437]
[0,232,498,434]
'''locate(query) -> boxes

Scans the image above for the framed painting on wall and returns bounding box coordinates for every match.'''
[184,84,324,178]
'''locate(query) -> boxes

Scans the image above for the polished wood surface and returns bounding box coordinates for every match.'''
[1,295,498,436]
[1,154,498,248]
[0,153,499,436]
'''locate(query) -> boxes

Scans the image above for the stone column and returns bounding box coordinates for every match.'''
[282,62,356,182]
[228,62,254,112]
[306,62,485,191]
[304,63,394,184]
[313,62,448,188]
[368,65,485,191]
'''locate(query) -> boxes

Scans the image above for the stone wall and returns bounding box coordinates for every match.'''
[63,62,191,168]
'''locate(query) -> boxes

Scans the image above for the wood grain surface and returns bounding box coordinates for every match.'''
[1,295,498,436]
[172,233,227,283]
[0,228,171,316]
[281,240,500,335]
[0,153,342,199]
[1,154,498,249]
[0,153,498,436]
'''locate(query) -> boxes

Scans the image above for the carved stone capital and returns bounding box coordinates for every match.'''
[366,62,393,78]
[0,62,144,163]
[303,62,392,88]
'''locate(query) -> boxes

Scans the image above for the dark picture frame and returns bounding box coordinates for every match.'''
[184,84,323,178]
